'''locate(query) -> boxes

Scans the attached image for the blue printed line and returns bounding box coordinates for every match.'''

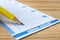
[13,19,59,38]
[13,31,28,38]
[0,21,15,34]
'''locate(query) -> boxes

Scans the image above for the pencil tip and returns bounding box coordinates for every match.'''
[21,23,24,25]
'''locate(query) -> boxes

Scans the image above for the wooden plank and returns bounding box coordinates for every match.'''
[17,0,60,9]
[17,0,60,1]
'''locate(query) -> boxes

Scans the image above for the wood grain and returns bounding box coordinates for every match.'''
[17,0,60,10]
[0,0,60,40]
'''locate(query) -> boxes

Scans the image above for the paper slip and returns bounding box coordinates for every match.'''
[0,0,60,40]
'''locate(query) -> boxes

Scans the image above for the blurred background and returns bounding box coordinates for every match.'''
[0,0,60,40]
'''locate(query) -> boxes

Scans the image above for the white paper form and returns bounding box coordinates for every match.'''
[0,0,60,40]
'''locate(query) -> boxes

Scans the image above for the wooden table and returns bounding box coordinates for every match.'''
[0,0,60,40]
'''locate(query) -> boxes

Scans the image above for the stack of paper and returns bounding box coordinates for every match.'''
[0,0,60,40]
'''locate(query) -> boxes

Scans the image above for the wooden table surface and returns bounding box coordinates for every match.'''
[0,0,60,40]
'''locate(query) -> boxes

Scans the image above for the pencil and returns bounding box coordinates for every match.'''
[0,7,24,25]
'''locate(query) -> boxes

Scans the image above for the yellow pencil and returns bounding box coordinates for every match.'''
[0,7,24,25]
